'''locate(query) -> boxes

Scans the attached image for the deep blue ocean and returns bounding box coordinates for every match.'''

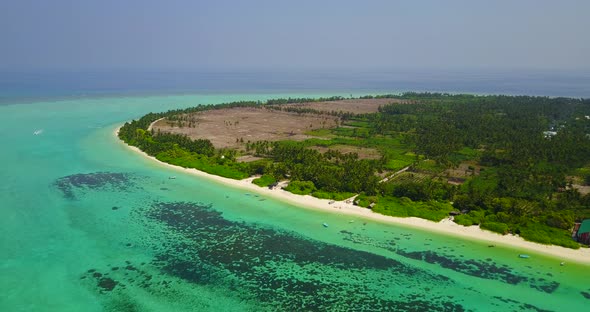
[1,69,589,104]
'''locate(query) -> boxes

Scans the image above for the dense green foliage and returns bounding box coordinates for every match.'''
[311,190,356,201]
[283,180,316,195]
[156,148,250,179]
[250,140,381,195]
[252,175,277,187]
[119,93,590,248]
[370,94,590,248]
[372,196,455,222]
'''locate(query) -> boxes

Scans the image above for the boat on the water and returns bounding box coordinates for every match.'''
[322,223,329,228]
[168,176,176,180]
[519,254,530,259]
[33,129,43,135]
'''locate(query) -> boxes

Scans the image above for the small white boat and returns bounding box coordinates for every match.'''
[322,223,329,228]
[519,254,530,259]
[560,262,565,266]
[33,129,43,135]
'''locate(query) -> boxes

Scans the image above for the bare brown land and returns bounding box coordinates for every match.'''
[282,98,401,114]
[310,145,382,160]
[151,99,397,150]
[153,107,339,149]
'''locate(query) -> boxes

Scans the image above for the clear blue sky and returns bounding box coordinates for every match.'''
[1,0,588,71]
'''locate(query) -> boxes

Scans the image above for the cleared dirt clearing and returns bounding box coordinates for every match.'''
[152,107,338,149]
[152,99,395,149]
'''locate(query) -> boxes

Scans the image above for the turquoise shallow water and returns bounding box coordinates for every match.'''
[1,94,589,311]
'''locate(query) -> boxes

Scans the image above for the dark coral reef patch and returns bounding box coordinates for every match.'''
[137,201,467,311]
[54,172,138,199]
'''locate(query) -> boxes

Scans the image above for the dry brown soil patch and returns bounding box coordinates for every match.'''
[152,99,398,149]
[152,107,338,149]
[310,145,381,160]
[282,98,401,114]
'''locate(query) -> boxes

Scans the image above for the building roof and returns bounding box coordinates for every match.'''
[578,219,590,236]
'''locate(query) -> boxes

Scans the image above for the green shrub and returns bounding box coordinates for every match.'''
[372,197,409,217]
[454,214,474,226]
[481,222,509,234]
[545,211,574,230]
[252,175,276,187]
[355,194,378,208]
[519,223,580,249]
[453,210,485,226]
[372,196,453,222]
[284,180,316,195]
[247,159,272,175]
[312,191,356,201]
[519,228,552,245]
[467,210,485,225]
[156,150,249,180]
[413,201,454,221]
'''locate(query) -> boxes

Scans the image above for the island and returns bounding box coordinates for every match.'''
[117,93,590,257]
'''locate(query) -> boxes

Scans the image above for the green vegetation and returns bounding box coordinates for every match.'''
[311,190,356,201]
[354,194,378,208]
[480,222,510,235]
[283,180,316,195]
[453,210,485,226]
[517,222,581,249]
[252,175,277,187]
[372,197,455,222]
[305,128,333,137]
[156,148,249,179]
[119,93,590,249]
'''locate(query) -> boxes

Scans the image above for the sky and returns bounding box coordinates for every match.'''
[0,0,589,71]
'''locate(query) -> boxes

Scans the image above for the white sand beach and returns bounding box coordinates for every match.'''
[115,126,590,264]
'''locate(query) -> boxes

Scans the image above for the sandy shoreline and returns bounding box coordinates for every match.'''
[114,126,590,264]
